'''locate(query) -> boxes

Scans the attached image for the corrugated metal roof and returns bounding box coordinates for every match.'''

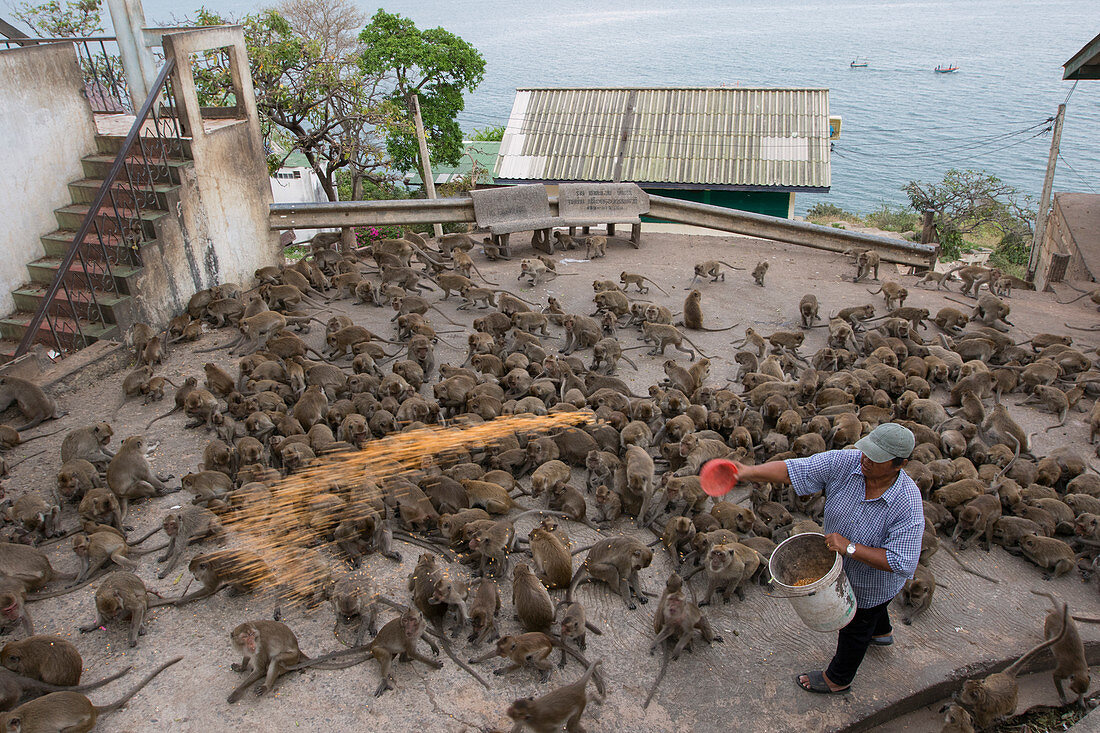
[495,87,830,191]
[408,140,501,187]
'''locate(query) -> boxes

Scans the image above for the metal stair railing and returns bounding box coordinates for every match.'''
[15,56,185,359]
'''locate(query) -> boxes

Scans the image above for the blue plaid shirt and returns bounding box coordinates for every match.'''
[785,449,923,607]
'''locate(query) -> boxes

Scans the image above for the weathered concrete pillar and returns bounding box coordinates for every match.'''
[105,0,158,109]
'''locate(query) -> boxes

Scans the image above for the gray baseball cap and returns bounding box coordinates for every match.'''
[855,423,915,463]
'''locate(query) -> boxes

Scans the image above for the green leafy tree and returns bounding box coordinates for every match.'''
[189,7,402,202]
[358,10,486,175]
[12,0,103,36]
[904,169,1035,262]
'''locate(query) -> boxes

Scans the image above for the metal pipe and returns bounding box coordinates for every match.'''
[645,196,938,266]
[269,194,937,267]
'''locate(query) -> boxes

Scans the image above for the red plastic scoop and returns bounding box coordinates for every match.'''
[700,459,740,497]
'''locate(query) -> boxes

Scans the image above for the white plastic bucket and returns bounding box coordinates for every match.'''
[768,533,857,632]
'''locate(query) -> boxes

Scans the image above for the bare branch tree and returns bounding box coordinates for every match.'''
[277,0,366,58]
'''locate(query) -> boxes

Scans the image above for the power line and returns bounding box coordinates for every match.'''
[456,106,1056,162]
[831,120,1051,161]
[834,118,1052,151]
[1057,153,1098,193]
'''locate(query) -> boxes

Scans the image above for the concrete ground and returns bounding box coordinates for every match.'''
[4,228,1100,732]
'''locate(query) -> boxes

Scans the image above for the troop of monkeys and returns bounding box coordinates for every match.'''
[0,225,1096,731]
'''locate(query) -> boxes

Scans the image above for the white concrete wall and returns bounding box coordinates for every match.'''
[0,43,97,315]
[270,167,336,241]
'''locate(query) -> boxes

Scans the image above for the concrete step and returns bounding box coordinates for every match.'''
[40,230,146,264]
[0,339,24,363]
[54,203,166,242]
[81,154,190,186]
[95,132,191,159]
[26,256,141,295]
[68,178,176,211]
[0,311,118,352]
[11,285,130,326]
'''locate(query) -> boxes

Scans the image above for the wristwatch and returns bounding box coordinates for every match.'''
[845,542,856,557]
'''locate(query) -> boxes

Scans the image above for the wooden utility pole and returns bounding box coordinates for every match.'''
[1027,104,1065,278]
[409,92,444,238]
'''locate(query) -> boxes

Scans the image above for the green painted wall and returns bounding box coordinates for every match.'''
[642,188,793,220]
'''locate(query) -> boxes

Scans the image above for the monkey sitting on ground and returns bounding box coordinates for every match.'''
[370,608,442,697]
[0,377,65,431]
[645,573,724,708]
[680,290,740,332]
[853,249,880,282]
[584,236,607,259]
[751,261,769,287]
[568,536,652,610]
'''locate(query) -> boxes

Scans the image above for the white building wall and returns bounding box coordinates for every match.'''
[0,43,98,315]
[269,167,338,242]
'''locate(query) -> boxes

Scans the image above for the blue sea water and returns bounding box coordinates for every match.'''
[16,0,1099,215]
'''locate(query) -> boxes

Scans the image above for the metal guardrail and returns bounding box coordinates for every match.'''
[270,194,938,267]
[1,35,131,113]
[15,57,185,358]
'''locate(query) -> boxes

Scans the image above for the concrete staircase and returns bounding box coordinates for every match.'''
[0,132,191,361]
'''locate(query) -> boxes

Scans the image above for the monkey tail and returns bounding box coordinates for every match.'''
[4,448,47,471]
[679,335,713,359]
[1028,589,1060,611]
[288,646,373,671]
[1063,322,1100,332]
[620,353,640,371]
[643,278,670,296]
[427,305,463,326]
[68,665,133,692]
[93,656,182,714]
[941,264,967,282]
[943,295,975,308]
[12,426,64,444]
[940,544,1000,584]
[643,646,671,709]
[698,323,741,333]
[427,625,491,689]
[25,568,107,601]
[994,435,1022,478]
[1004,604,1068,677]
[469,263,499,286]
[145,406,181,431]
[1056,290,1093,304]
[194,332,243,353]
[577,657,605,697]
[866,287,883,295]
[127,524,163,546]
[715,260,746,271]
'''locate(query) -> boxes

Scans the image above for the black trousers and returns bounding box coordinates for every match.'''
[825,600,892,687]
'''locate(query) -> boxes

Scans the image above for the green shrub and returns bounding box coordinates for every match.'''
[864,204,919,233]
[807,202,859,221]
[470,125,505,141]
[938,229,965,262]
[988,231,1029,276]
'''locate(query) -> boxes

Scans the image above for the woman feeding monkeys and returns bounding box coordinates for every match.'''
[730,422,923,695]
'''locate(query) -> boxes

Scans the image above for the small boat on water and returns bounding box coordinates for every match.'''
[850,58,868,68]
[934,63,959,73]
